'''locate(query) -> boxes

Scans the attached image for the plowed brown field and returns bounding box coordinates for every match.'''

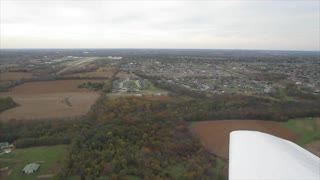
[0,72,33,81]
[6,79,103,94]
[0,80,104,121]
[191,120,299,159]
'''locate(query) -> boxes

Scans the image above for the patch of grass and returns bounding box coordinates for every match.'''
[64,176,81,180]
[215,158,226,180]
[162,163,186,179]
[188,121,200,126]
[145,80,165,92]
[0,145,67,180]
[188,120,217,127]
[0,86,9,92]
[0,97,18,112]
[281,117,320,145]
[126,175,142,180]
[127,81,139,89]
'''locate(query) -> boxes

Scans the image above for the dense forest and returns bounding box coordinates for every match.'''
[59,97,224,179]
[173,94,320,122]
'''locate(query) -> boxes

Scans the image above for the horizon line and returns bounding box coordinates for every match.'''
[0,48,319,52]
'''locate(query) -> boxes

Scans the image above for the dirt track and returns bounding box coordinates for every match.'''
[191,120,299,159]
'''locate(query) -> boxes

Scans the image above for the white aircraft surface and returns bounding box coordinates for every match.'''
[229,130,320,180]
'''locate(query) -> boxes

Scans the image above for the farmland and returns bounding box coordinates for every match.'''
[0,80,103,121]
[0,72,34,91]
[0,49,319,179]
[191,120,299,158]
[0,72,33,81]
[64,71,114,78]
[281,117,320,145]
[2,80,104,94]
[116,71,139,79]
[63,65,118,79]
[0,145,67,180]
[281,118,320,156]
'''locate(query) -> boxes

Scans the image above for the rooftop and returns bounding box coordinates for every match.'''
[22,163,40,173]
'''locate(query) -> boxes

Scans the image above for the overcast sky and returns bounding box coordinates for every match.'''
[0,0,319,50]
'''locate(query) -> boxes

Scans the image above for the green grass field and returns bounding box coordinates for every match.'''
[0,145,68,180]
[144,80,167,93]
[281,117,320,145]
[161,163,186,179]
[126,81,139,89]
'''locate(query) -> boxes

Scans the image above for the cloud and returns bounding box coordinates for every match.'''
[0,0,319,50]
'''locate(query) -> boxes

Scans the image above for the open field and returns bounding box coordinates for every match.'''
[3,79,103,94]
[0,145,67,180]
[64,71,114,78]
[191,120,299,159]
[0,72,33,81]
[0,80,103,120]
[64,66,118,78]
[116,71,139,78]
[0,93,100,120]
[281,118,320,145]
[281,117,320,157]
[97,66,118,72]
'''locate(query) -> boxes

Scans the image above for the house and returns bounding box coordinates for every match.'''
[0,142,9,149]
[22,163,40,174]
[4,149,11,154]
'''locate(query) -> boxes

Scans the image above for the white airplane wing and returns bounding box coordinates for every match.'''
[229,130,320,180]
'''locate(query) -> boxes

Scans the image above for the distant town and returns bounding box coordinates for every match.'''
[1,49,319,97]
